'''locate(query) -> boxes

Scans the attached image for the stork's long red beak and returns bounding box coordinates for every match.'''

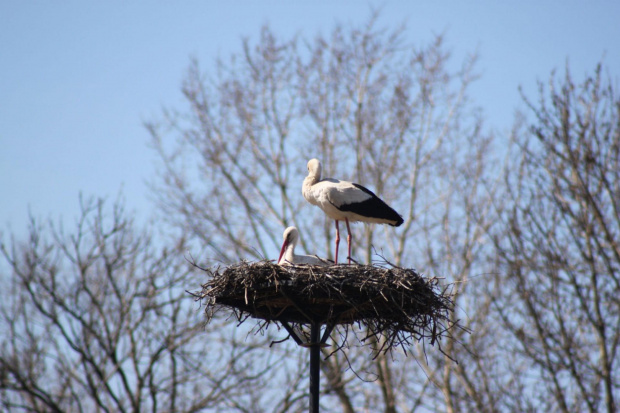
[277,240,288,264]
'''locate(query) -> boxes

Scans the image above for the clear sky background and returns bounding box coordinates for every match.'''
[2,1,619,235]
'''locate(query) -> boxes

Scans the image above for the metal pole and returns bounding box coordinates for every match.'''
[309,322,320,413]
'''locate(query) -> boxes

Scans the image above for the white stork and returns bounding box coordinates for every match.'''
[277,226,331,266]
[302,158,403,264]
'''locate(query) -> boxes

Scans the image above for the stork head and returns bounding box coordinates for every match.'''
[278,226,299,264]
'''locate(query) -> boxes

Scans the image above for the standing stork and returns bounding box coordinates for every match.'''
[277,226,331,266]
[302,158,403,264]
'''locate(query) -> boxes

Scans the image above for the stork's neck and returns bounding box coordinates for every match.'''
[302,161,322,203]
[281,244,295,264]
[302,175,317,203]
[303,174,317,188]
[303,167,321,186]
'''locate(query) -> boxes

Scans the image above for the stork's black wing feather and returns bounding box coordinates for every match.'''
[337,183,404,226]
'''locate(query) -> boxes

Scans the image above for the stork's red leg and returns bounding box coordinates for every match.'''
[334,220,340,264]
[345,218,352,265]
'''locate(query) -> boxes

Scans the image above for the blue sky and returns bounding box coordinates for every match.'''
[2,1,619,234]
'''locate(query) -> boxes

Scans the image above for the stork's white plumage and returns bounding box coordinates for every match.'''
[302,158,403,264]
[277,226,330,266]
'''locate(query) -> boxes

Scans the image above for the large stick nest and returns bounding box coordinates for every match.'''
[191,261,459,354]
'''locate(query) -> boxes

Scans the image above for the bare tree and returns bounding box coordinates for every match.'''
[489,64,620,413]
[0,13,502,412]
[0,196,285,412]
[4,13,616,412]
[147,12,500,412]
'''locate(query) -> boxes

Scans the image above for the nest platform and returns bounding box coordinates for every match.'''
[192,261,456,349]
